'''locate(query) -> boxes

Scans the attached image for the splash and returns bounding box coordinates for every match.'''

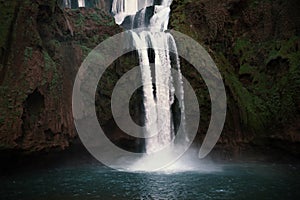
[125,148,223,173]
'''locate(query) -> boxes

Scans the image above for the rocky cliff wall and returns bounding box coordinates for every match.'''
[0,0,299,157]
[0,0,120,152]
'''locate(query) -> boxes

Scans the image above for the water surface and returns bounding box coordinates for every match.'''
[1,162,299,200]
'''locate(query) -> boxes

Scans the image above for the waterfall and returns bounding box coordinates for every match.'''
[63,0,71,8]
[62,0,86,8]
[78,0,86,7]
[112,0,185,154]
[111,0,154,25]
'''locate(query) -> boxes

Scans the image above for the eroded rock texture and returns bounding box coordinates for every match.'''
[0,0,299,157]
[170,0,300,157]
[0,0,120,152]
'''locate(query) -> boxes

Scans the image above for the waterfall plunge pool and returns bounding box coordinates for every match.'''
[1,160,299,200]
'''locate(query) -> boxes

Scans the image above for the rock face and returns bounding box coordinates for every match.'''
[0,0,120,152]
[170,0,300,156]
[0,0,299,157]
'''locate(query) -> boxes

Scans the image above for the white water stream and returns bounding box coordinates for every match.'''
[112,0,185,154]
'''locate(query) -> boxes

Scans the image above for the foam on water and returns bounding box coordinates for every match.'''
[120,148,223,174]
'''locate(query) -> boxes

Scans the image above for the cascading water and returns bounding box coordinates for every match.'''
[63,0,72,8]
[112,0,186,154]
[78,0,86,7]
[62,0,86,8]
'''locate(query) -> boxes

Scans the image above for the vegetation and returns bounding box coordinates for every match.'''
[0,0,299,152]
[170,0,300,137]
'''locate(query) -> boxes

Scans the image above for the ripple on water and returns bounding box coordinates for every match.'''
[1,163,300,200]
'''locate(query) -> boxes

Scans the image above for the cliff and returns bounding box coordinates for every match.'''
[0,0,299,158]
[0,0,120,152]
[170,0,300,157]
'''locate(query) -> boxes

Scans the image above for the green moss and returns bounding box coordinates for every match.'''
[239,64,254,75]
[89,12,101,24]
[48,39,61,48]
[43,51,62,94]
[75,13,85,28]
[219,54,270,132]
[234,39,251,55]
[226,36,300,131]
[50,71,60,91]
[170,0,283,132]
[24,47,33,63]
[43,51,55,72]
[80,45,92,58]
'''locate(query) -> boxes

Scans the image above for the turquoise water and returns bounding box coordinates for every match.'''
[1,163,299,200]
